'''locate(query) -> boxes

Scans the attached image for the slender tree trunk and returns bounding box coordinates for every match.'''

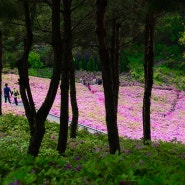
[110,17,116,104]
[28,0,62,157]
[17,0,62,157]
[17,0,36,139]
[111,18,121,114]
[0,30,2,115]
[142,13,155,143]
[70,59,79,138]
[57,0,71,154]
[114,22,121,111]
[96,0,120,154]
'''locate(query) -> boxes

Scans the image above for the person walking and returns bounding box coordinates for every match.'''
[12,87,19,106]
[3,83,12,104]
[87,82,91,91]
[97,78,102,85]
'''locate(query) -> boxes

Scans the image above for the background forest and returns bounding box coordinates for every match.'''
[2,1,185,89]
[1,0,185,184]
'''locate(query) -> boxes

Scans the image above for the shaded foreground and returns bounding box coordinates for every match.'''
[1,114,185,184]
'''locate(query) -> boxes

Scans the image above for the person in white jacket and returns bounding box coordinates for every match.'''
[12,87,19,106]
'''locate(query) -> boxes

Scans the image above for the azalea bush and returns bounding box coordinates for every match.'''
[0,114,185,185]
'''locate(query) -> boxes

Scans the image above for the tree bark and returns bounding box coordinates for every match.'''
[70,59,79,138]
[0,30,2,115]
[17,0,36,140]
[142,13,155,143]
[111,18,121,114]
[96,0,120,154]
[17,0,62,157]
[57,0,71,154]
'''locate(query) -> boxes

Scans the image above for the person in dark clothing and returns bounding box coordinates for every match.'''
[97,78,102,85]
[87,82,91,91]
[3,83,12,104]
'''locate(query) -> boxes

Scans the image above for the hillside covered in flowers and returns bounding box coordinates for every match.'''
[2,74,185,143]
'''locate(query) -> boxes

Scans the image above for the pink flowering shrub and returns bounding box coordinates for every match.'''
[2,74,185,143]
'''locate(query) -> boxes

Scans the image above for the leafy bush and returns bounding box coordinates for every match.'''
[127,51,144,82]
[1,114,185,185]
[3,51,22,69]
[120,51,130,73]
[38,46,54,67]
[155,44,181,62]
[86,57,98,71]
[28,50,44,68]
[161,58,185,70]
[154,66,185,90]
[155,14,184,45]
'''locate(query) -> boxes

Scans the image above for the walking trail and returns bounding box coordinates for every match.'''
[9,99,106,135]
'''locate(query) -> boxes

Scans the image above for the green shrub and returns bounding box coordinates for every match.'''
[127,51,144,82]
[155,44,181,61]
[86,57,97,71]
[28,50,44,68]
[3,52,21,69]
[39,46,54,67]
[1,114,185,185]
[120,51,130,73]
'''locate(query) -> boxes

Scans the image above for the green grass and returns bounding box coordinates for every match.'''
[28,68,53,79]
[154,66,185,90]
[1,114,185,185]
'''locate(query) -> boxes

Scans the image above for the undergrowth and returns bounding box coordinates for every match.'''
[1,114,185,185]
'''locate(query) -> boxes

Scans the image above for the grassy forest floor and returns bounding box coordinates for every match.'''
[1,114,185,185]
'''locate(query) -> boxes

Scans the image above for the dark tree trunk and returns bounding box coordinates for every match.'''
[17,0,62,157]
[28,0,62,157]
[0,30,2,115]
[17,0,36,139]
[70,59,79,138]
[57,0,71,154]
[110,18,121,114]
[142,13,155,143]
[96,0,120,154]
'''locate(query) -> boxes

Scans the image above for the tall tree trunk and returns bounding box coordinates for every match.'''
[110,18,121,114]
[70,59,79,138]
[96,0,120,154]
[17,0,36,139]
[0,30,2,115]
[27,0,62,157]
[57,0,71,154]
[142,13,155,143]
[17,0,62,157]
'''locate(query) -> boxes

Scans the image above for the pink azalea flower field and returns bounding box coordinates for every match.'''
[2,74,185,143]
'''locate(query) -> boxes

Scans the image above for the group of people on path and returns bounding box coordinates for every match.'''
[3,83,19,106]
[80,76,102,85]
[80,75,102,91]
